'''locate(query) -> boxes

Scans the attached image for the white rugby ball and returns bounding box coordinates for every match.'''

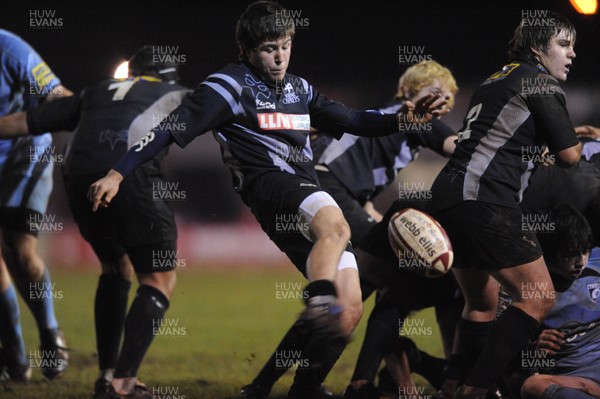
[388,208,453,277]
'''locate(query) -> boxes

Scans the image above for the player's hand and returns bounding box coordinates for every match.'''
[575,125,600,139]
[87,169,124,212]
[535,329,565,356]
[398,93,449,126]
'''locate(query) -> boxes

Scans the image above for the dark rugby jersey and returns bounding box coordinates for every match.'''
[158,61,399,192]
[430,57,579,211]
[312,101,454,204]
[27,77,189,175]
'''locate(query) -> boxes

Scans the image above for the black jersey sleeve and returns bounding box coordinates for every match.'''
[26,93,82,134]
[166,77,241,149]
[527,79,579,153]
[407,118,455,156]
[308,88,398,138]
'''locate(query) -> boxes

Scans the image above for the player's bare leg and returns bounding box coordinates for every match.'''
[1,230,67,379]
[109,269,176,396]
[521,374,600,399]
[454,257,554,398]
[0,251,30,381]
[94,255,134,396]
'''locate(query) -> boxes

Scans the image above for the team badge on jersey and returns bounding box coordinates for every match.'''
[281,82,300,104]
[588,283,600,302]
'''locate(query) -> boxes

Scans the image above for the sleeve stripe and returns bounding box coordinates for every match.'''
[206,73,243,96]
[203,81,243,116]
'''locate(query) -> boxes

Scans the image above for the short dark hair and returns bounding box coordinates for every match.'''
[236,1,295,60]
[508,11,576,60]
[128,45,179,83]
[538,204,593,262]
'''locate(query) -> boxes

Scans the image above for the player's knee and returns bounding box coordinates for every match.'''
[520,375,549,399]
[319,218,351,246]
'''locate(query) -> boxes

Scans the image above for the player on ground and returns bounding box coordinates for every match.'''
[240,60,459,399]
[427,12,581,399]
[88,2,448,397]
[0,29,72,381]
[0,46,189,398]
[520,205,600,399]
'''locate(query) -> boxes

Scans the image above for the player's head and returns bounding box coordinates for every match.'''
[508,11,576,82]
[236,1,295,82]
[538,204,593,291]
[395,61,458,110]
[128,45,179,83]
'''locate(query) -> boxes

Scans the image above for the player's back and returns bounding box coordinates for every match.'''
[64,78,188,175]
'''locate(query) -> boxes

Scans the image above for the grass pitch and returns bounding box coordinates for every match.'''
[3,267,443,398]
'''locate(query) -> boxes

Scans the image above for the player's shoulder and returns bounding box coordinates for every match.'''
[0,29,38,63]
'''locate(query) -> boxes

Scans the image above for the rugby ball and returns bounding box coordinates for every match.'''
[388,208,453,277]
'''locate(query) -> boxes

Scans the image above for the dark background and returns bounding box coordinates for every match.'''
[2,0,599,222]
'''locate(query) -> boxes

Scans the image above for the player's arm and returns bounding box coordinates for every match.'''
[309,88,448,138]
[363,200,383,222]
[534,328,565,356]
[88,78,239,211]
[575,125,600,139]
[0,112,28,137]
[407,118,457,157]
[45,84,73,102]
[528,78,581,166]
[0,94,81,138]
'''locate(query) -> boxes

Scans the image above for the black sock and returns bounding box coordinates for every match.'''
[411,349,447,390]
[95,274,131,370]
[351,304,398,381]
[288,336,347,398]
[466,306,539,390]
[114,285,169,378]
[253,318,312,391]
[457,318,494,377]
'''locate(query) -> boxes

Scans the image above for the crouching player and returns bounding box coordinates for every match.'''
[0,46,189,398]
[518,204,600,399]
[88,2,448,397]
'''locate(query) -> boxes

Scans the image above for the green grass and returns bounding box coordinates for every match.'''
[3,267,444,398]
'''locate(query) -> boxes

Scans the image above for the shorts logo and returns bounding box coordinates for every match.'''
[257,113,310,130]
[299,183,316,187]
[588,283,600,302]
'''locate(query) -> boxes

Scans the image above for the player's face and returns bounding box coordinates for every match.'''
[552,250,589,283]
[409,80,453,112]
[247,36,292,83]
[533,30,576,82]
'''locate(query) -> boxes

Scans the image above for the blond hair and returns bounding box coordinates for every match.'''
[395,61,458,108]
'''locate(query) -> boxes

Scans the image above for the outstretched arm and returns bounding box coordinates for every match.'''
[87,130,174,211]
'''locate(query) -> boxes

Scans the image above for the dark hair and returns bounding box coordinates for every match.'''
[128,45,179,83]
[508,11,576,60]
[236,1,295,60]
[538,204,593,261]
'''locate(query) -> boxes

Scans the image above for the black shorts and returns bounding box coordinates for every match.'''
[378,269,460,317]
[433,201,543,270]
[63,167,178,273]
[242,172,353,276]
[0,207,44,236]
[317,170,376,246]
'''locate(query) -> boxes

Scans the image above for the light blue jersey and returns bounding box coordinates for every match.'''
[0,29,60,214]
[543,247,600,382]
